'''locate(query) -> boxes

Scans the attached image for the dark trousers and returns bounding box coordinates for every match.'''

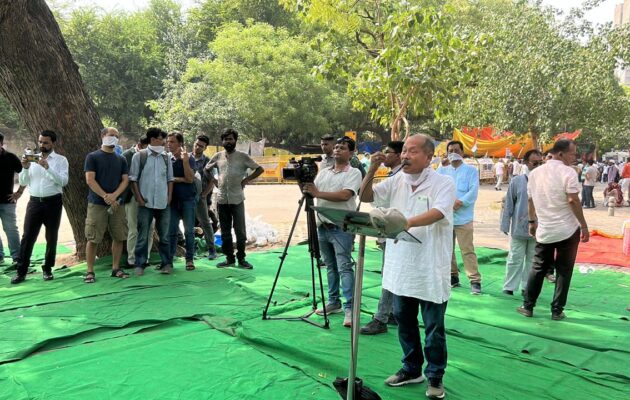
[583,185,595,208]
[217,202,246,261]
[17,194,63,276]
[524,229,580,313]
[393,295,448,381]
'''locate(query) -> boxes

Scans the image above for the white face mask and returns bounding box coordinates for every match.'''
[447,153,463,163]
[148,145,164,154]
[403,168,429,186]
[102,136,119,148]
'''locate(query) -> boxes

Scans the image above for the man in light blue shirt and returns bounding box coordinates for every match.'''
[129,127,174,275]
[437,140,482,294]
[500,149,543,295]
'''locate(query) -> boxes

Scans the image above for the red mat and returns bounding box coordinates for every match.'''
[575,233,630,268]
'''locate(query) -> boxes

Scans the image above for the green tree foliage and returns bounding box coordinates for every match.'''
[0,96,20,129]
[60,8,164,133]
[152,22,355,146]
[188,0,300,44]
[445,0,630,149]
[281,0,483,140]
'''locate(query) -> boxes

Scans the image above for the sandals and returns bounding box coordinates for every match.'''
[185,261,195,271]
[84,271,96,284]
[111,269,130,279]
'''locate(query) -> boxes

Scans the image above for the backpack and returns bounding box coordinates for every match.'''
[137,149,169,181]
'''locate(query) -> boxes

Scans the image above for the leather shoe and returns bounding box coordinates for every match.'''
[11,275,26,284]
[517,306,533,317]
[551,312,566,321]
[42,270,54,281]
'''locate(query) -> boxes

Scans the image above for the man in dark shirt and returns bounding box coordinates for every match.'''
[0,133,23,264]
[166,132,196,273]
[83,127,130,283]
[190,134,217,260]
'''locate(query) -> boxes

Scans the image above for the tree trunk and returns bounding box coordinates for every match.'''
[529,131,540,150]
[0,0,104,259]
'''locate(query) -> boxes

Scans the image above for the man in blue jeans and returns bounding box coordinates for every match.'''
[129,127,174,276]
[166,132,196,273]
[359,134,455,399]
[303,136,362,328]
[0,132,23,265]
[360,140,404,335]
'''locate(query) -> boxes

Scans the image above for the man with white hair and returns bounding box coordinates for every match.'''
[360,134,455,400]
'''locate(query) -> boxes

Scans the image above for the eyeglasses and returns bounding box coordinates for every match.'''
[530,161,542,167]
[383,150,398,154]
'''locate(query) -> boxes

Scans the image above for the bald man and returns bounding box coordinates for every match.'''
[83,127,130,283]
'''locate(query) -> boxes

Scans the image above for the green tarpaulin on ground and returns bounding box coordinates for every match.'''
[0,244,628,399]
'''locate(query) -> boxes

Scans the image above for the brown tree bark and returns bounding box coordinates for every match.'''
[0,0,103,259]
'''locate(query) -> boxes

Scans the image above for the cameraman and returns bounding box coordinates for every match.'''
[302,136,362,328]
[12,130,69,284]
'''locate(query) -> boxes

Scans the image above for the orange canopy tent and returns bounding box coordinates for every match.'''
[436,128,581,158]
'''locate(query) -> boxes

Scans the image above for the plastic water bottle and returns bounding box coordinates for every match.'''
[578,266,594,274]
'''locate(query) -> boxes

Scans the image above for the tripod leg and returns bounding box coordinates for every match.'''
[305,197,329,327]
[262,195,306,319]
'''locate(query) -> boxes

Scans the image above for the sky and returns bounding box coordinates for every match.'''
[64,0,620,25]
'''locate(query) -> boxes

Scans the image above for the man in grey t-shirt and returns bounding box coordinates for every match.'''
[205,128,263,269]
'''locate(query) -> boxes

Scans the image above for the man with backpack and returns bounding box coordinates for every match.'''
[128,127,174,276]
[122,134,153,268]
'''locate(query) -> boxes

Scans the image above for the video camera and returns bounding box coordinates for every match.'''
[282,156,322,184]
[23,148,41,162]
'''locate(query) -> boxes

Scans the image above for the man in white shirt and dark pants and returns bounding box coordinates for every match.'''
[11,130,69,284]
[303,136,362,328]
[518,139,589,321]
[360,134,455,400]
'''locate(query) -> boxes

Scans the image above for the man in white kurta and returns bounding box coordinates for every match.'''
[360,134,455,400]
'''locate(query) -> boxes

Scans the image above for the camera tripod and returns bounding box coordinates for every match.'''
[262,192,330,329]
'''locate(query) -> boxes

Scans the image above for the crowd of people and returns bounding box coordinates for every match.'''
[0,128,615,399]
[493,154,630,207]
[0,127,263,284]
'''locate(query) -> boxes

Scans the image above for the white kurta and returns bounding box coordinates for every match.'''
[373,168,455,304]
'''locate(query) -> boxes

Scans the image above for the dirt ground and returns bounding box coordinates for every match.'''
[2,181,629,264]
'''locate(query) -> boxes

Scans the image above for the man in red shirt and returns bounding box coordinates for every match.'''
[621,157,630,205]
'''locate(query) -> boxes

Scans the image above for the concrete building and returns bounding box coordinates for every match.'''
[614,1,630,85]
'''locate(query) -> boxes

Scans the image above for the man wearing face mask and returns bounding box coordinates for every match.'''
[360,134,455,399]
[11,130,69,284]
[205,128,263,269]
[518,139,589,321]
[437,141,482,294]
[83,127,130,283]
[122,135,154,268]
[129,127,174,276]
[500,149,543,295]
